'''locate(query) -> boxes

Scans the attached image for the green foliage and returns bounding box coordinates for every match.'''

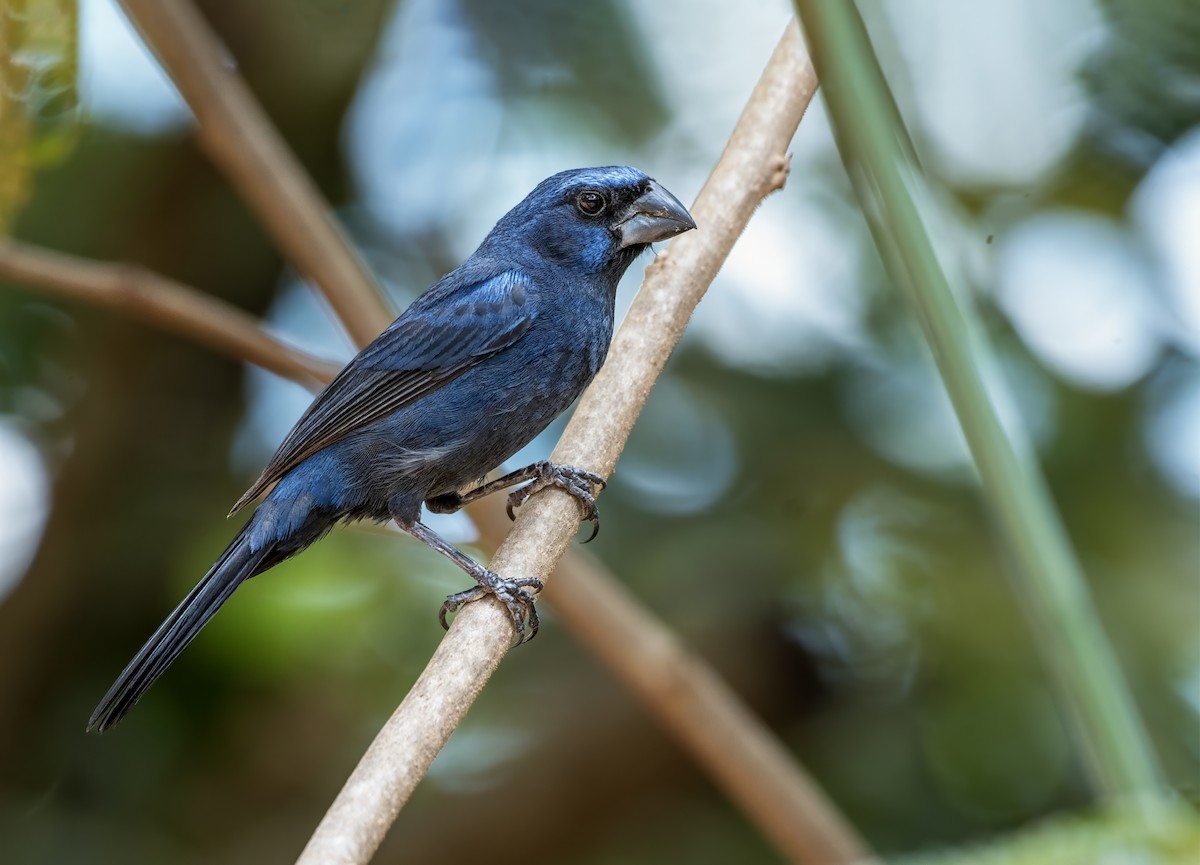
[0,0,79,233]
[458,0,669,142]
[180,521,447,684]
[794,0,1162,802]
[902,805,1200,865]
[1085,0,1200,158]
[0,1,1197,863]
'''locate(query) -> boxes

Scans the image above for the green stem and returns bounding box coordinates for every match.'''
[791,1,1163,802]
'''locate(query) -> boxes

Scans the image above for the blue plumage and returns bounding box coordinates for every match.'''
[89,166,694,732]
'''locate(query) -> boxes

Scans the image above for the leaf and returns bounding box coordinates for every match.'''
[900,805,1200,865]
[0,0,79,233]
[1083,0,1200,163]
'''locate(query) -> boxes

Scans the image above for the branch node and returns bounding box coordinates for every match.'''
[767,152,792,193]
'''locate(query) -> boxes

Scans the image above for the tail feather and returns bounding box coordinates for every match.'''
[88,527,271,733]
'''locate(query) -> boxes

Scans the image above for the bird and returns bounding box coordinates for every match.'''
[88,166,696,733]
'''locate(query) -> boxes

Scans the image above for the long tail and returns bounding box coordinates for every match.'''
[88,525,272,733]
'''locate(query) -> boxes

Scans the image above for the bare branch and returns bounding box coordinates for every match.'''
[2,226,873,862]
[48,6,871,860]
[551,562,867,865]
[296,23,857,865]
[118,0,395,347]
[0,238,339,389]
[472,506,877,865]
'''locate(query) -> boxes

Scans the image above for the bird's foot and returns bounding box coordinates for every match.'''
[439,570,543,645]
[506,461,606,542]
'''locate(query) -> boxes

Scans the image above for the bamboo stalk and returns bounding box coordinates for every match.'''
[792,0,1163,804]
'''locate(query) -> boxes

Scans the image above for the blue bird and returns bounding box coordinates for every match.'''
[88,166,695,732]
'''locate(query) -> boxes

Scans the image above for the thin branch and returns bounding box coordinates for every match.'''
[118,0,395,347]
[297,23,849,865]
[470,507,875,865]
[60,5,876,861]
[0,238,339,389]
[3,227,873,864]
[792,0,1164,806]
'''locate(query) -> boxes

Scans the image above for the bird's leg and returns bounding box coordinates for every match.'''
[500,462,606,539]
[426,460,606,542]
[396,517,542,644]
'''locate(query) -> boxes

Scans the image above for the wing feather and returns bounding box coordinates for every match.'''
[231,269,534,513]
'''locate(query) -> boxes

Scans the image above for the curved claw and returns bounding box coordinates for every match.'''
[518,594,540,643]
[439,585,485,630]
[439,574,543,645]
[505,464,606,545]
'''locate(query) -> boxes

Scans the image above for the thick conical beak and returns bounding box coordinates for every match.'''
[616,180,697,248]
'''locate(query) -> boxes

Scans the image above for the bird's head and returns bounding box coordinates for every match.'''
[487,166,696,277]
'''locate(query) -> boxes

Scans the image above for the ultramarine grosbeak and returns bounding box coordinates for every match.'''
[89,166,695,732]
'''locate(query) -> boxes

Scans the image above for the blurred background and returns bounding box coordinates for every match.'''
[1,0,1197,862]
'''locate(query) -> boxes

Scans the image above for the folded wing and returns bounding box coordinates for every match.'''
[232,269,535,513]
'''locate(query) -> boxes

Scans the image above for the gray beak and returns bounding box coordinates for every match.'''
[616,180,697,248]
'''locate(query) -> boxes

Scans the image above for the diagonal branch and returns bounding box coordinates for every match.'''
[469,505,875,865]
[118,0,395,347]
[0,238,339,389]
[3,222,872,865]
[38,4,874,862]
[296,23,856,865]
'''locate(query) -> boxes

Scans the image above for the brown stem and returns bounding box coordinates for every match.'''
[2,222,873,863]
[0,238,339,389]
[296,23,870,865]
[474,505,875,865]
[31,5,874,861]
[118,0,395,347]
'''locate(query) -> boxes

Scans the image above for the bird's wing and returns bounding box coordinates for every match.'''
[231,269,535,513]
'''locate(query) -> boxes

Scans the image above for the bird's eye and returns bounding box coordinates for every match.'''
[576,190,607,217]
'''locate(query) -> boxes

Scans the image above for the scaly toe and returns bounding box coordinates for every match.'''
[494,584,540,644]
[505,466,605,542]
[504,483,536,521]
[572,468,606,491]
[439,574,543,644]
[439,585,488,630]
